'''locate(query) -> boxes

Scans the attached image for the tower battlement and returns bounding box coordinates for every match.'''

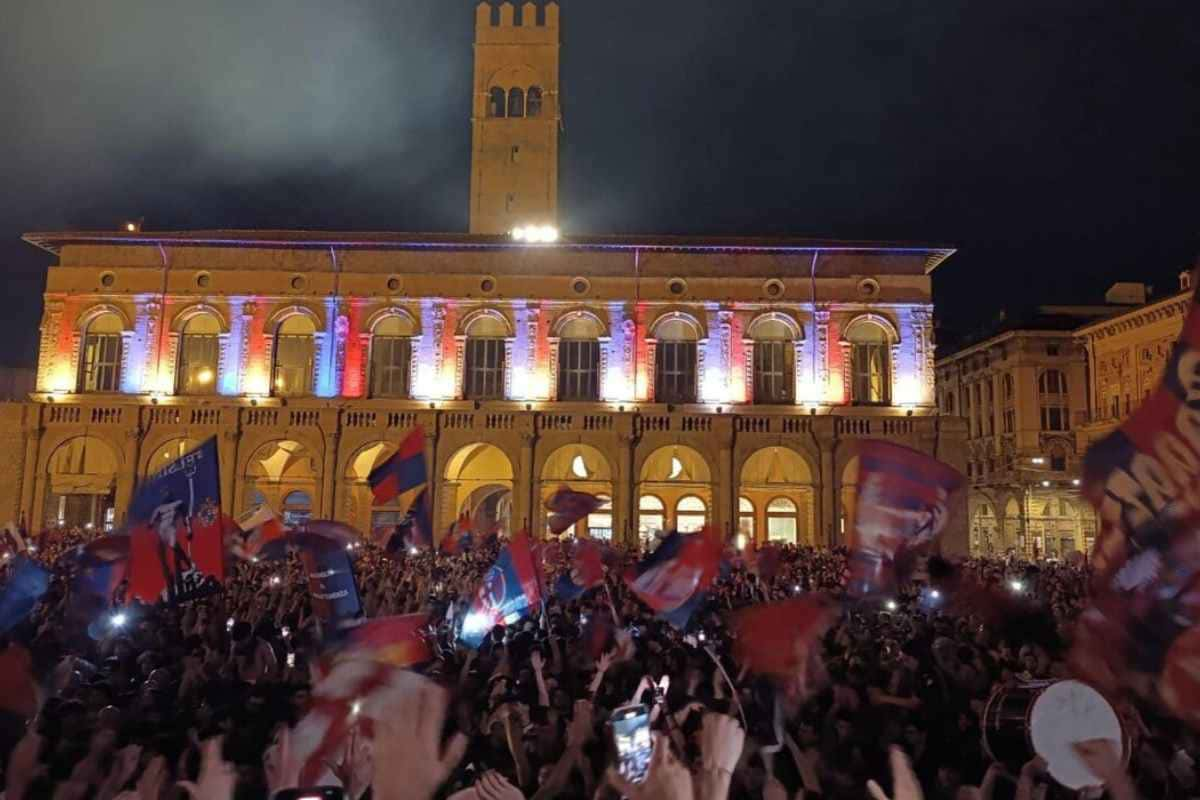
[476,2,559,41]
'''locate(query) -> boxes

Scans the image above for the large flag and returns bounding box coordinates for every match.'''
[127,437,225,602]
[368,427,426,506]
[0,556,50,635]
[848,440,964,597]
[1072,280,1200,725]
[545,486,602,536]
[624,531,721,630]
[342,614,433,668]
[68,537,129,626]
[460,533,542,648]
[733,597,835,691]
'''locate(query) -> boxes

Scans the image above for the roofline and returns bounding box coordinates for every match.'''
[935,328,1078,366]
[22,229,956,270]
[1074,287,1193,336]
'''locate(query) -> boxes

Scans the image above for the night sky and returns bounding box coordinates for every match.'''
[2,1,1198,366]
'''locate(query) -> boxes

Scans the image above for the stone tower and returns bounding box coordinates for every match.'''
[469,2,560,235]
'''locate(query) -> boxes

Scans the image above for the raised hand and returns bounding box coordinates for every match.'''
[373,677,469,800]
[867,747,924,800]
[476,770,525,800]
[607,733,694,800]
[177,737,237,800]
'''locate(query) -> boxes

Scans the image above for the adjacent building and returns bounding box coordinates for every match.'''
[0,1,969,551]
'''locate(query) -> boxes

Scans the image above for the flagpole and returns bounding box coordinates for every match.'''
[703,645,747,731]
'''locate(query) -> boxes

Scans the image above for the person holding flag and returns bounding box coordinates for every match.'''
[460,532,541,647]
[367,427,431,553]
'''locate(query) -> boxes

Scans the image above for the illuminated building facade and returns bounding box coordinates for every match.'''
[936,325,1097,559]
[0,1,969,551]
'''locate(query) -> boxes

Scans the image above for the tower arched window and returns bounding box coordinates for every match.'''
[653,317,699,404]
[370,316,414,399]
[766,497,799,544]
[272,315,315,398]
[749,316,795,404]
[676,495,707,533]
[507,87,525,118]
[527,86,543,117]
[488,87,507,118]
[556,315,602,401]
[464,315,508,400]
[847,320,891,404]
[738,496,755,541]
[79,312,124,393]
[177,313,221,395]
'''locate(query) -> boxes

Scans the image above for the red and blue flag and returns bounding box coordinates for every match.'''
[554,539,606,601]
[439,514,473,555]
[460,533,542,648]
[0,556,50,635]
[127,437,225,602]
[368,427,427,505]
[546,486,602,536]
[624,531,721,629]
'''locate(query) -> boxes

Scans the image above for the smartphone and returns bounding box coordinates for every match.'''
[226,617,235,631]
[610,703,652,784]
[287,652,296,668]
[274,789,345,800]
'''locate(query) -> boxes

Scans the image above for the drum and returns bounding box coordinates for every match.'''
[982,680,1126,789]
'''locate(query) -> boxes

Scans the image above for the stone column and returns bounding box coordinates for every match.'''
[819,443,836,547]
[114,426,142,521]
[615,419,637,546]
[516,429,535,534]
[19,417,43,526]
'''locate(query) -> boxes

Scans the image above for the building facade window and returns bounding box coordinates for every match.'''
[370,316,414,398]
[556,315,602,401]
[177,313,221,395]
[587,495,613,540]
[675,495,707,533]
[79,312,124,393]
[507,87,525,118]
[638,495,665,542]
[749,317,795,404]
[847,320,891,404]
[282,490,312,527]
[766,497,799,543]
[272,316,315,397]
[1050,444,1068,472]
[464,315,508,400]
[738,496,755,541]
[1039,369,1069,432]
[653,317,698,404]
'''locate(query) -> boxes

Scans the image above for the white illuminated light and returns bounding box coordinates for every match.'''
[1041,480,1051,488]
[250,556,259,564]
[1072,479,1081,486]
[668,457,684,480]
[885,600,898,611]
[930,589,941,600]
[793,584,801,593]
[26,544,36,554]
[461,611,492,640]
[110,612,127,629]
[409,546,418,556]
[511,225,559,243]
[270,576,281,586]
[735,534,747,550]
[1010,580,1025,593]
[351,700,362,717]
[1031,457,1046,465]
[571,455,589,479]
[196,368,214,385]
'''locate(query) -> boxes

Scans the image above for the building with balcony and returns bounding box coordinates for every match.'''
[0,1,969,550]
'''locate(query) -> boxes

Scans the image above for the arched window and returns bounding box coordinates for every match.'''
[676,495,707,533]
[1004,373,1015,400]
[527,86,543,117]
[738,496,755,541]
[654,317,699,404]
[557,315,602,401]
[464,314,508,400]
[79,312,124,393]
[178,313,221,395]
[638,495,665,541]
[588,495,613,541]
[766,497,799,544]
[370,315,414,398]
[272,315,316,397]
[282,490,311,527]
[507,87,525,118]
[1039,369,1069,432]
[847,320,891,404]
[749,317,795,404]
[488,87,507,118]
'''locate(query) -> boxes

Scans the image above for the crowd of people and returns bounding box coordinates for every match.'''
[0,524,1194,800]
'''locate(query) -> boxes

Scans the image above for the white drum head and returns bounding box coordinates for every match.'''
[1029,680,1123,789]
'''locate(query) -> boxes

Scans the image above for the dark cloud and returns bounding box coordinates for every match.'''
[1,0,1198,364]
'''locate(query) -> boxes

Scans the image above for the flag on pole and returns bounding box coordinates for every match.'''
[127,437,225,602]
[848,440,964,597]
[439,514,473,555]
[368,427,427,506]
[234,504,287,559]
[624,532,720,629]
[342,614,433,668]
[460,533,542,647]
[554,539,606,600]
[545,486,602,536]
